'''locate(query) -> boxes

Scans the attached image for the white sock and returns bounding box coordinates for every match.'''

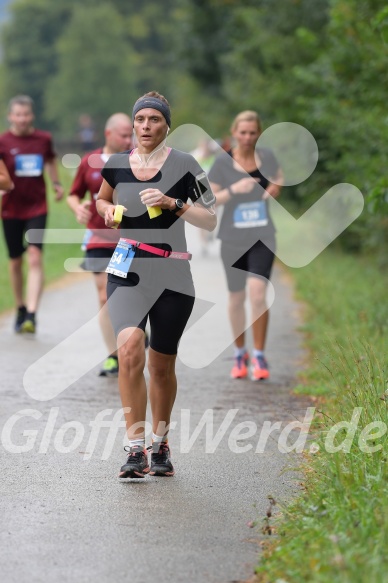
[152,433,168,444]
[253,349,264,359]
[127,438,145,450]
[234,346,247,358]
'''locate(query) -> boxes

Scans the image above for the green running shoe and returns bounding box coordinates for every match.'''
[20,313,36,334]
[99,356,119,377]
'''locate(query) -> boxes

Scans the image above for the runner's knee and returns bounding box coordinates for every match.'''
[148,359,175,383]
[27,245,42,268]
[10,256,23,270]
[249,278,267,307]
[229,290,245,309]
[148,349,176,382]
[117,329,145,373]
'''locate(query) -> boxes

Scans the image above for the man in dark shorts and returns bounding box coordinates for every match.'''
[68,113,133,377]
[0,95,64,334]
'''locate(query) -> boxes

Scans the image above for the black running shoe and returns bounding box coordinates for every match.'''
[14,306,27,333]
[118,445,150,480]
[150,443,175,477]
[20,312,36,334]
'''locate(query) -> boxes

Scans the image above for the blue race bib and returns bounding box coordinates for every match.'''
[105,239,135,278]
[15,154,44,177]
[233,201,268,229]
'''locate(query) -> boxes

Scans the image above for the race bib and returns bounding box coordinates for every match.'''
[233,201,268,228]
[15,154,44,177]
[105,239,135,278]
[81,229,93,251]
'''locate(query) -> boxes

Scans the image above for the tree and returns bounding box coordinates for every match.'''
[1,0,73,126]
[44,4,137,137]
[291,0,388,257]
[1,0,189,131]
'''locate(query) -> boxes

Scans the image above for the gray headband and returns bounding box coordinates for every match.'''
[132,97,171,127]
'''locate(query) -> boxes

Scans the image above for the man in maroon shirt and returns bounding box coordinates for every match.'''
[68,113,133,377]
[0,95,64,333]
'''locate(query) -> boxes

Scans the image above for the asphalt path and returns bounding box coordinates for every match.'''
[0,227,310,583]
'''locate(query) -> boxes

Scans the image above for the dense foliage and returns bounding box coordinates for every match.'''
[1,0,386,257]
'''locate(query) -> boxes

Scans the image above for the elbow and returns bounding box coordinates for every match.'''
[208,215,217,232]
[1,177,13,190]
[95,195,104,211]
[95,200,103,218]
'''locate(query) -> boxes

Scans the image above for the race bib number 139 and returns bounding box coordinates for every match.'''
[233,200,269,228]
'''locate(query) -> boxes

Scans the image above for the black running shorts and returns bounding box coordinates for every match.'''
[82,247,114,274]
[107,282,195,355]
[2,214,47,258]
[220,238,276,292]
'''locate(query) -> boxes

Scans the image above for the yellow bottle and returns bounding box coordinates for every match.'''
[112,204,125,229]
[147,205,162,219]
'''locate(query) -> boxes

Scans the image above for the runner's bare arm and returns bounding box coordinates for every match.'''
[210,182,229,207]
[45,158,64,201]
[179,201,217,231]
[45,158,64,200]
[96,179,127,228]
[263,168,283,200]
[139,188,217,232]
[67,194,92,225]
[210,180,257,206]
[0,159,13,190]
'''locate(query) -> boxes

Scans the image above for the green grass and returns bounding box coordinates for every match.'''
[0,167,85,313]
[256,250,388,583]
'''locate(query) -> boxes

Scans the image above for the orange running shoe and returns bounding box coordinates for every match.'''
[230,351,249,379]
[251,355,270,381]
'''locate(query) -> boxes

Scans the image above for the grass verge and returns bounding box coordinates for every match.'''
[0,168,84,314]
[256,249,388,583]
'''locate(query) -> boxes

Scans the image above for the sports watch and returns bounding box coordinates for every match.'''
[172,198,184,213]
